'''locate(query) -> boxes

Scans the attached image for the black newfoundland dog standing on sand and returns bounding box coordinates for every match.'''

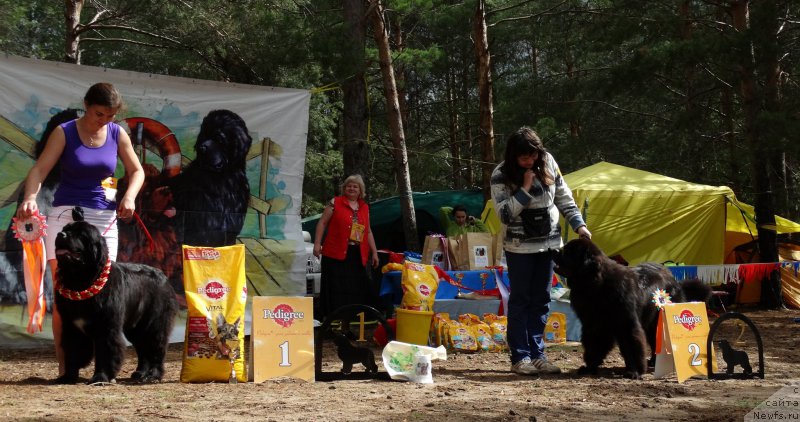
[553,238,710,379]
[169,109,252,247]
[54,218,178,384]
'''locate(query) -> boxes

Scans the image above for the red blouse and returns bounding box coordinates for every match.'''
[321,195,371,266]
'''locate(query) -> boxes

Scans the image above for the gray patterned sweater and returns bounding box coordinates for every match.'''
[490,152,586,254]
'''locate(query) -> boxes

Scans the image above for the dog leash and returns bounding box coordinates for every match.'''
[103,211,155,253]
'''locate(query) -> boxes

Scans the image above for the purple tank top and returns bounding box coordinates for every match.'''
[53,120,119,210]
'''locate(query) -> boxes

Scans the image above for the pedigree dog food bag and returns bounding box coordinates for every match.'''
[544,312,567,344]
[400,261,439,311]
[180,245,248,383]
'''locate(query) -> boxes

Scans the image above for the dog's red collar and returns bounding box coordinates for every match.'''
[57,259,112,301]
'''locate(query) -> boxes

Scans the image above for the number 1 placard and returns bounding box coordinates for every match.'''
[250,296,315,382]
[654,301,715,383]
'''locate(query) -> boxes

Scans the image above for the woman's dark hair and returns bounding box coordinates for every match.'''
[499,127,553,187]
[38,108,80,182]
[84,82,124,110]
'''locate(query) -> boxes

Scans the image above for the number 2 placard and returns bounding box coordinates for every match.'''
[250,296,315,382]
[654,302,715,383]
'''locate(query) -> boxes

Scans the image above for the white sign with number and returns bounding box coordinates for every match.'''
[250,296,315,382]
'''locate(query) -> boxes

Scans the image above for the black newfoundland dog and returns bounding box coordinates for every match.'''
[54,219,178,384]
[169,109,252,247]
[553,238,710,379]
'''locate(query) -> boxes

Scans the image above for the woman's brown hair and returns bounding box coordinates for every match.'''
[499,127,554,188]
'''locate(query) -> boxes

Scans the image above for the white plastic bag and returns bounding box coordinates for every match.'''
[382,341,447,383]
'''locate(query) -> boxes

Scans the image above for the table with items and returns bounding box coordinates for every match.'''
[379,268,582,341]
[379,269,504,318]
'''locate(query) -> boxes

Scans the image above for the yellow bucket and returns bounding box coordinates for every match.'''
[395,308,434,346]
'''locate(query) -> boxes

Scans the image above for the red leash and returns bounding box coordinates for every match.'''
[103,211,154,253]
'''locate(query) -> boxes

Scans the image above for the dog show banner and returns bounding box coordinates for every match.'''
[0,54,311,346]
[250,296,315,383]
[654,302,715,383]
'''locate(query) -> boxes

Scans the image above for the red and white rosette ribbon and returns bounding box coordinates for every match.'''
[11,211,47,333]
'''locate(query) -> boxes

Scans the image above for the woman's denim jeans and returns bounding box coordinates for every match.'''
[505,250,554,364]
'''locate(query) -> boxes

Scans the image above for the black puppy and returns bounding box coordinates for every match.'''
[332,332,378,374]
[553,238,710,379]
[169,109,252,247]
[54,219,178,384]
[718,340,752,375]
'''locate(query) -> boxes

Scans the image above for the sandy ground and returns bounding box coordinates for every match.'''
[0,308,798,422]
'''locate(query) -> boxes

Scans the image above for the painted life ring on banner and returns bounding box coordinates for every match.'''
[123,117,182,178]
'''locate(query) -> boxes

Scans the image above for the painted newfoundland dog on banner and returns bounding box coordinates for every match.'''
[553,238,710,379]
[169,110,252,247]
[54,218,177,384]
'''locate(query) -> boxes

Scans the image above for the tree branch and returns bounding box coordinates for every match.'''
[488,1,568,27]
[76,24,182,46]
[80,37,172,49]
[554,99,673,122]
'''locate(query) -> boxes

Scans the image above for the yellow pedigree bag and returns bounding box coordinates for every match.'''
[484,314,508,351]
[472,322,500,352]
[544,312,567,344]
[457,313,482,325]
[180,245,248,383]
[399,261,439,311]
[447,323,478,352]
[431,313,451,347]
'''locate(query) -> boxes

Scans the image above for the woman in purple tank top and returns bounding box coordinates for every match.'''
[16,82,144,377]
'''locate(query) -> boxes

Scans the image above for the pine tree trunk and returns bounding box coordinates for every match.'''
[461,56,474,188]
[473,0,495,201]
[369,0,419,251]
[64,0,83,64]
[718,5,740,194]
[341,0,370,180]
[731,0,782,308]
[447,68,462,189]
[392,21,409,130]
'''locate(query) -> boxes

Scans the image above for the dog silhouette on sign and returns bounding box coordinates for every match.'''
[718,339,752,375]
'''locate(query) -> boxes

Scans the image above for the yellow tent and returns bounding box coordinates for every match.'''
[482,161,800,265]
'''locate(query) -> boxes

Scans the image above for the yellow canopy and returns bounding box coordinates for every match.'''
[563,162,733,265]
[482,161,800,266]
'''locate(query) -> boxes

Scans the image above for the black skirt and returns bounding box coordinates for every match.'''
[319,244,376,319]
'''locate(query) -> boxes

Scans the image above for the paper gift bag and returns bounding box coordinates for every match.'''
[448,232,494,270]
[422,234,451,270]
[492,231,505,267]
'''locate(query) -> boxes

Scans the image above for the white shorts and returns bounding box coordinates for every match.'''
[45,205,118,262]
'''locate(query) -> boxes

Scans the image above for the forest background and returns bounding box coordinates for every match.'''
[1,1,798,283]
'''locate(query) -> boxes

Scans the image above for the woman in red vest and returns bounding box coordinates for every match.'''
[313,174,379,318]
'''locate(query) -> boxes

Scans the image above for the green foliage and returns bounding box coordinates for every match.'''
[0,0,64,60]
[1,0,798,222]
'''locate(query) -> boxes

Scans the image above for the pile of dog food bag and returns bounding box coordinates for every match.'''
[431,312,508,352]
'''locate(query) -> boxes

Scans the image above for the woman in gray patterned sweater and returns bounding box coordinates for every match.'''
[490,127,592,376]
